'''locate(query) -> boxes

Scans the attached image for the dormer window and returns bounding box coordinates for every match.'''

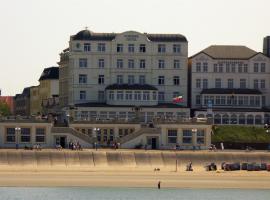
[84,43,91,52]
[139,44,146,52]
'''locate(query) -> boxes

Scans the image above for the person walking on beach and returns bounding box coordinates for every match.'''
[157,181,161,189]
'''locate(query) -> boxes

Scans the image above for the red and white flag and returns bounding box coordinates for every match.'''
[173,96,183,103]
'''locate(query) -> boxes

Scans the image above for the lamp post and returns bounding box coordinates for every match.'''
[264,124,270,151]
[93,128,100,150]
[15,127,21,149]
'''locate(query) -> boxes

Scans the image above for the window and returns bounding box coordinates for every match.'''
[21,128,31,143]
[173,76,180,85]
[196,95,201,105]
[128,59,134,68]
[167,129,177,144]
[84,43,91,52]
[152,91,157,100]
[139,75,145,84]
[143,91,150,100]
[98,59,105,68]
[262,96,266,106]
[240,79,246,89]
[117,91,124,100]
[213,64,218,72]
[158,44,166,53]
[254,79,259,89]
[36,128,45,143]
[250,96,255,106]
[126,91,133,100]
[218,64,223,72]
[117,59,123,68]
[158,76,165,85]
[254,63,259,72]
[117,44,123,52]
[196,63,201,72]
[231,65,236,73]
[261,63,266,72]
[139,44,146,52]
[196,79,201,88]
[109,91,114,100]
[98,43,106,52]
[197,130,205,144]
[228,79,234,88]
[173,44,181,53]
[215,78,221,88]
[158,92,165,102]
[174,60,180,69]
[215,96,221,105]
[238,96,244,105]
[80,91,86,100]
[255,96,260,106]
[79,58,87,68]
[98,75,104,84]
[202,79,208,89]
[134,91,141,100]
[182,130,192,144]
[139,59,146,68]
[98,91,105,101]
[117,75,123,84]
[244,64,248,73]
[128,44,134,52]
[79,74,87,84]
[261,79,265,89]
[158,60,165,69]
[128,75,135,84]
[238,64,243,73]
[203,63,208,72]
[6,128,15,142]
[243,96,249,105]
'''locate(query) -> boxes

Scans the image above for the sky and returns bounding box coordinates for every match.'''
[0,0,269,96]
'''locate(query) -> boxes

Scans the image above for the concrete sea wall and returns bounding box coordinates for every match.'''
[0,150,269,171]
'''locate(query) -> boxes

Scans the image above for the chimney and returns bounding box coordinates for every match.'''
[263,36,270,57]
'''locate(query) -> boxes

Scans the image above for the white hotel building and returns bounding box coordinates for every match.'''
[191,45,270,125]
[59,29,189,122]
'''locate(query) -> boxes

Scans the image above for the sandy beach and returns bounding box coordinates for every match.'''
[0,171,269,189]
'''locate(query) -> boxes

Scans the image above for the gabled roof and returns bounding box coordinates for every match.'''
[201,88,262,95]
[191,45,258,60]
[105,84,157,91]
[72,30,187,42]
[39,67,59,81]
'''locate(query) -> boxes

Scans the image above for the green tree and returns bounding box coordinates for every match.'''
[0,101,11,116]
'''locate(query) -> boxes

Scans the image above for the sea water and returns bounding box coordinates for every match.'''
[0,187,269,200]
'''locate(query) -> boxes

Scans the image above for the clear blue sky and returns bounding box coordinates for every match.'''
[0,0,269,96]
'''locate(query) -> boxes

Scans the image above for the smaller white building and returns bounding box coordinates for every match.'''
[190,45,270,125]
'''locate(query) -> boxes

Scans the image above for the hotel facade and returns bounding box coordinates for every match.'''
[58,29,190,122]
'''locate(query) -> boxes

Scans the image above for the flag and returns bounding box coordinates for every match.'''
[173,96,183,103]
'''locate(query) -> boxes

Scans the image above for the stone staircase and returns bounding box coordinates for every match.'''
[119,127,161,144]
[51,127,94,144]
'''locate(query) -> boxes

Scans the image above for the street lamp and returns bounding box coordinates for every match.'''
[192,128,198,150]
[15,127,21,149]
[93,128,100,150]
[264,124,270,151]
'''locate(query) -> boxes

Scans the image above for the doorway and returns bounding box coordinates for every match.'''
[55,136,66,148]
[147,137,158,149]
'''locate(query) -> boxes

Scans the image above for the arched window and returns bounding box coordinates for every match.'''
[247,115,254,124]
[222,114,229,124]
[230,114,237,124]
[255,115,262,125]
[239,114,245,124]
[214,114,221,124]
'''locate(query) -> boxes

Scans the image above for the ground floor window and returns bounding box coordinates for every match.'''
[21,128,31,143]
[196,130,205,144]
[182,130,192,144]
[6,128,15,142]
[167,129,177,144]
[35,128,45,143]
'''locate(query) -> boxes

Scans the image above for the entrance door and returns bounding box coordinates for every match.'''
[151,138,157,149]
[60,137,66,148]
